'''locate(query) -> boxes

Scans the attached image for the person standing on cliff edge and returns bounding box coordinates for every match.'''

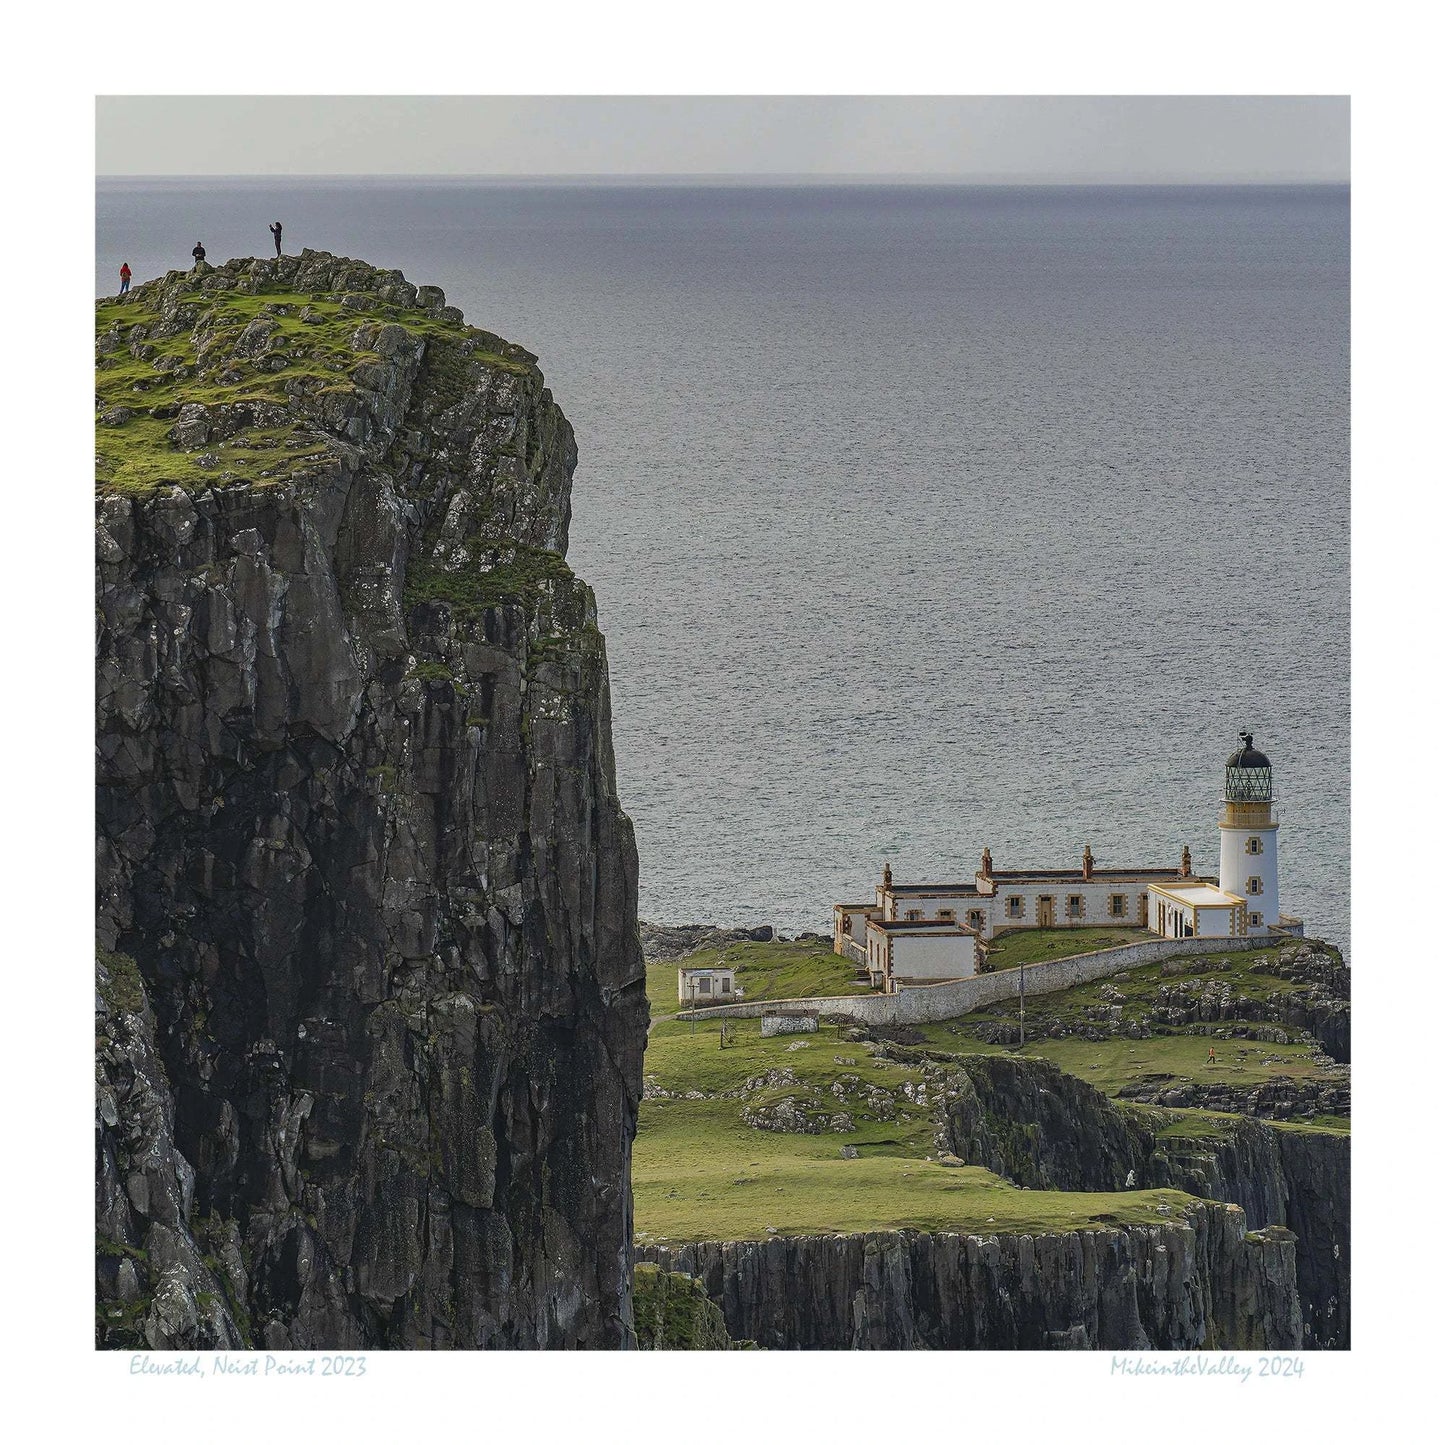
[192,242,206,266]
[269,221,283,257]
[118,262,131,295]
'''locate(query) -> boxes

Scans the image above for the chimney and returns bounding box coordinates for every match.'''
[980,847,993,879]
[1082,843,1094,881]
[1180,845,1192,878]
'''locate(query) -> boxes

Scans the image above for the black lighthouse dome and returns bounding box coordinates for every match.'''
[1224,731,1273,801]
[1226,732,1271,770]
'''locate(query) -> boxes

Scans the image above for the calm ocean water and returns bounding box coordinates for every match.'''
[96,180,1350,950]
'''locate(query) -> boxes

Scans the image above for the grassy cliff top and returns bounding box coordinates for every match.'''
[635,1015,1199,1243]
[95,251,534,498]
[645,935,868,1017]
[633,937,1348,1243]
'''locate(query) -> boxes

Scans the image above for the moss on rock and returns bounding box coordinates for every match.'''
[95,253,537,498]
[632,1263,745,1349]
[97,948,146,1015]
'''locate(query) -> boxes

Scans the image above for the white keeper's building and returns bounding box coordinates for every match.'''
[835,733,1303,991]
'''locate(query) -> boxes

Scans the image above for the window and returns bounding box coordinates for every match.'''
[1066,895,1084,919]
[966,909,986,931]
[1006,896,1024,919]
[1248,912,1263,928]
[1247,876,1263,896]
[906,908,922,922]
[1109,894,1128,917]
[697,976,711,994]
[938,908,955,921]
[720,977,731,994]
[1246,836,1263,855]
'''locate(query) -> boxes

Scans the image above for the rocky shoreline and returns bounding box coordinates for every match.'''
[639,919,829,962]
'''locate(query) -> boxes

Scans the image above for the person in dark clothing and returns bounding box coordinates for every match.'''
[192,242,206,265]
[269,222,283,257]
[119,263,131,295]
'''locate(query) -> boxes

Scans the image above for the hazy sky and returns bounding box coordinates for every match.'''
[96,96,1349,182]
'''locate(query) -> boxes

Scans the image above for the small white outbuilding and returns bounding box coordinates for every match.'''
[678,965,740,1006]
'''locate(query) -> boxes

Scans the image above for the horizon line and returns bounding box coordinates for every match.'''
[96,172,1350,187]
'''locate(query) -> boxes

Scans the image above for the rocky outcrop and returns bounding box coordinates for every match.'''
[959,944,1350,1073]
[638,921,776,962]
[96,254,646,1348]
[632,1263,743,1349]
[1114,1073,1349,1121]
[943,1054,1348,1347]
[1140,947,1351,1072]
[640,1203,1301,1350]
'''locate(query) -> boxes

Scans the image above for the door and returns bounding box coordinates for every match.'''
[1036,895,1055,928]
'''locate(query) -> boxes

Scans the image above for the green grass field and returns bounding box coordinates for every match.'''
[646,1015,922,1098]
[96,276,529,497]
[648,928,1167,1020]
[909,941,1344,1097]
[635,1017,1197,1242]
[634,1103,1194,1243]
[985,926,1148,969]
[646,935,867,1018]
[633,937,1348,1243]
[1038,1035,1326,1094]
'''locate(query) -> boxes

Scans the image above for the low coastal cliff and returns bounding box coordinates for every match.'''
[944,1055,1348,1347]
[640,1204,1301,1350]
[639,1044,1345,1351]
[96,253,647,1348]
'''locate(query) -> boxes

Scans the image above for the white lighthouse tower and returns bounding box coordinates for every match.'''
[1218,731,1280,936]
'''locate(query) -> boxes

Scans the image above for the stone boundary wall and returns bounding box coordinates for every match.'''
[760,1014,819,1038]
[677,936,1280,1028]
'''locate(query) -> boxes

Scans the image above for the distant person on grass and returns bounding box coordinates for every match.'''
[269,221,283,257]
[118,262,131,295]
[192,242,206,266]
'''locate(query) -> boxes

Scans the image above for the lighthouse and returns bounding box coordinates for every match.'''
[1218,731,1280,936]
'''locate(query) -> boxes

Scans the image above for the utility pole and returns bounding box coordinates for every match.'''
[1018,960,1025,1049]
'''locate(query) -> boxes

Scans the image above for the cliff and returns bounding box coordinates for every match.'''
[640,1203,1302,1350]
[943,1054,1348,1347]
[95,253,647,1348]
[636,1027,1344,1351]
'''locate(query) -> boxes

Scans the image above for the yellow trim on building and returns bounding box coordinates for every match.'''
[1219,799,1277,830]
[1148,882,1245,907]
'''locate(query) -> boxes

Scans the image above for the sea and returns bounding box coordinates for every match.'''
[95,179,1350,951]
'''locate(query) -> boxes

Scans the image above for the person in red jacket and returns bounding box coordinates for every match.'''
[119,262,131,295]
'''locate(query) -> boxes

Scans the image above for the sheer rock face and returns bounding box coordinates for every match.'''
[640,1206,1302,1351]
[97,950,250,1349]
[96,254,646,1349]
[943,1054,1349,1348]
